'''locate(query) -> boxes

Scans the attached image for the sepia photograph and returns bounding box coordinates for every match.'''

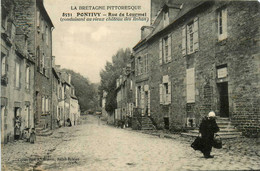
[1,0,260,170]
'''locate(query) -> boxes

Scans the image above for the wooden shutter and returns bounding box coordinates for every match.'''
[135,86,138,107]
[159,38,162,65]
[168,34,172,61]
[168,81,172,104]
[182,26,186,56]
[193,17,199,51]
[186,68,195,103]
[148,90,151,116]
[135,58,137,76]
[141,88,144,115]
[160,84,163,104]
[222,8,228,39]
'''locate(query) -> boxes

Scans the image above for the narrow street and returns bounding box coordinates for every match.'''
[2,115,260,171]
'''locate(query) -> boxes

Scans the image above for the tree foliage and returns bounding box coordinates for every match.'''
[62,69,99,112]
[99,48,131,114]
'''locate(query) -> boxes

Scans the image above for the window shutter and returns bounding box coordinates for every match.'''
[222,8,228,39]
[135,86,138,107]
[141,88,144,115]
[182,26,186,56]
[168,81,172,104]
[135,58,137,76]
[148,90,151,116]
[186,68,195,103]
[4,107,8,116]
[160,84,163,104]
[168,34,172,61]
[193,17,199,51]
[159,38,163,65]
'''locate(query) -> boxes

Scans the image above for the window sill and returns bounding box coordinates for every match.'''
[217,37,228,45]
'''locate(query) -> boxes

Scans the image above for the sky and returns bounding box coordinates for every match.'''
[44,0,150,83]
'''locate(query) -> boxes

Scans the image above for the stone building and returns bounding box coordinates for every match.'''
[1,0,35,143]
[70,86,80,126]
[13,0,54,131]
[133,1,259,136]
[51,62,60,129]
[60,71,72,126]
[115,62,135,127]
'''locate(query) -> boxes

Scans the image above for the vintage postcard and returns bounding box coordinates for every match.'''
[1,0,260,170]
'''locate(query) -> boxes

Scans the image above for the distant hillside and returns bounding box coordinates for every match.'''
[62,69,100,112]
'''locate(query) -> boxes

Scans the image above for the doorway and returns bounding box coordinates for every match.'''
[14,107,21,140]
[145,91,148,116]
[217,82,229,117]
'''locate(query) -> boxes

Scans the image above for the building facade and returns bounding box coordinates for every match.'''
[70,86,80,126]
[13,0,54,131]
[1,0,35,143]
[132,0,260,136]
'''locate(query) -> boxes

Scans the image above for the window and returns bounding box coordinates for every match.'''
[143,54,149,74]
[42,96,45,113]
[46,98,49,112]
[46,26,49,45]
[41,53,45,74]
[217,64,228,78]
[26,65,30,89]
[41,18,44,33]
[59,87,62,99]
[160,75,171,105]
[186,68,195,103]
[218,8,227,40]
[182,17,199,56]
[187,23,194,53]
[15,61,20,88]
[37,11,40,27]
[137,57,143,75]
[36,47,41,72]
[1,8,8,29]
[159,35,171,64]
[1,55,6,76]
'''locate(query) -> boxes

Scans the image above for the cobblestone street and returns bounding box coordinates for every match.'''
[2,115,260,171]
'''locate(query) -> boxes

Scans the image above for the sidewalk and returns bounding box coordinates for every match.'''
[128,128,260,161]
[1,126,76,171]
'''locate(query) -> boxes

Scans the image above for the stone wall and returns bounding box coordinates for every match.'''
[134,1,260,136]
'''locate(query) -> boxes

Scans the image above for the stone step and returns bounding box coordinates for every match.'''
[216,117,229,120]
[181,132,241,139]
[216,120,231,124]
[36,129,53,136]
[218,125,235,129]
[193,128,238,132]
[189,130,242,136]
[141,127,154,130]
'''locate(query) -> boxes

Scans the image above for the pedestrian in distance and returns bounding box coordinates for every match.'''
[98,115,101,125]
[199,111,219,158]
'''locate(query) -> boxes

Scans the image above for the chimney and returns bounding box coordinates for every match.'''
[141,26,154,39]
[68,73,71,84]
[52,56,55,66]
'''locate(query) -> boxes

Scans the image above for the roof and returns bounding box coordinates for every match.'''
[52,67,60,80]
[133,1,206,50]
[37,0,54,28]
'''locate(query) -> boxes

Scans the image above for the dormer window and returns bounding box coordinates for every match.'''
[182,17,199,56]
[159,34,172,64]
